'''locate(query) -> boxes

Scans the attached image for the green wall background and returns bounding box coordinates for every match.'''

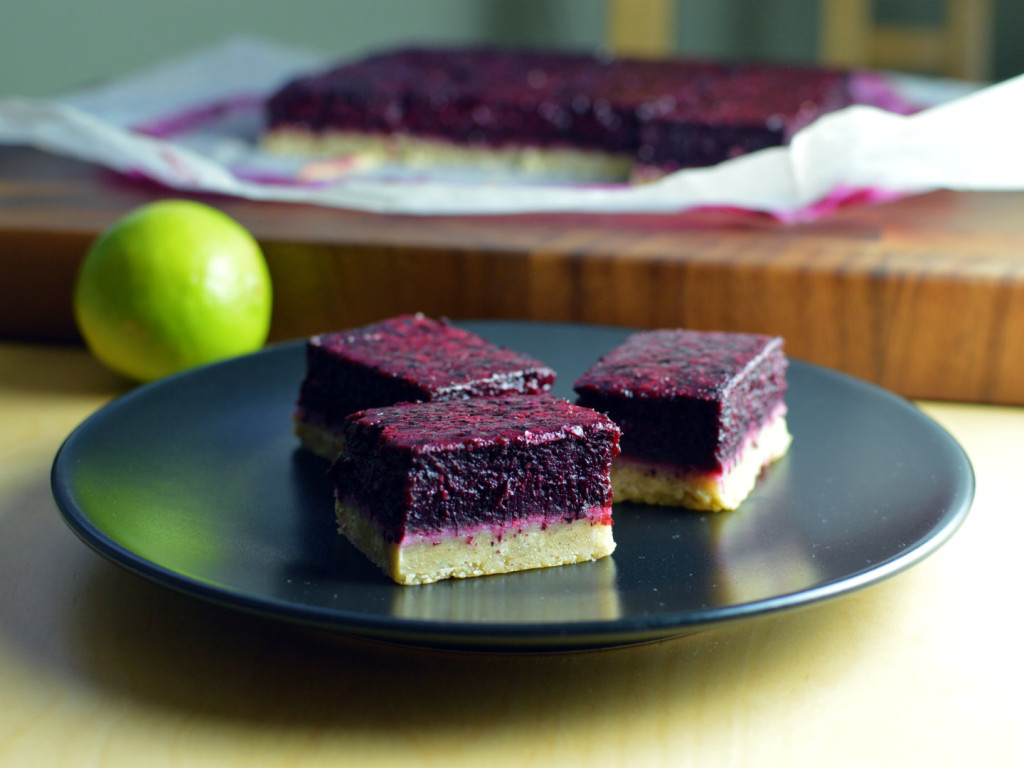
[1,0,1021,98]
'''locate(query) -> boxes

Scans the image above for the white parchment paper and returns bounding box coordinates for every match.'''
[1,36,1019,218]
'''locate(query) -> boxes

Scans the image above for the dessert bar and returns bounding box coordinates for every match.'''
[294,314,556,459]
[264,47,852,181]
[328,394,620,585]
[574,329,791,511]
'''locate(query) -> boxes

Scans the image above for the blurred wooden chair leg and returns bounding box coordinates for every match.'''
[606,0,675,58]
[819,0,993,80]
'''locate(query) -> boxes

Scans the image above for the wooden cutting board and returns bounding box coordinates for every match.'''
[3,146,1023,405]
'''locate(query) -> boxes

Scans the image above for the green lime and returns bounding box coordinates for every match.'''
[73,199,272,382]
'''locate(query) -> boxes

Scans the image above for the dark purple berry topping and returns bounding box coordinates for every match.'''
[297,314,556,428]
[574,330,787,470]
[329,394,620,540]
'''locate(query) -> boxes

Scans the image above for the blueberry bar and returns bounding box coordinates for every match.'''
[294,314,556,459]
[574,329,791,511]
[328,394,619,585]
[264,47,852,181]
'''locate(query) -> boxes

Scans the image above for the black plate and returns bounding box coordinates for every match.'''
[52,321,974,650]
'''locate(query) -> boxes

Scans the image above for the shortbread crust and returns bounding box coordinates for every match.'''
[336,501,615,586]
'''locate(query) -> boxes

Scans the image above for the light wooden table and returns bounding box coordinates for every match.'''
[1,340,1021,768]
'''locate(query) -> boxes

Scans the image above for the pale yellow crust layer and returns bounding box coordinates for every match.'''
[336,500,616,586]
[293,417,346,461]
[264,128,634,182]
[612,413,793,511]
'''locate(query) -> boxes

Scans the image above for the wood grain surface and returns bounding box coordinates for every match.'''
[3,146,1024,404]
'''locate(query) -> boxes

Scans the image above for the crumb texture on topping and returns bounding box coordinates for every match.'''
[574,329,785,400]
[296,314,556,432]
